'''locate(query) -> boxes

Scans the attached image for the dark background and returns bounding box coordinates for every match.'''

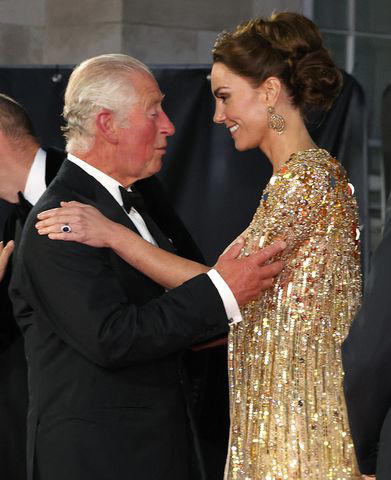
[0,66,368,478]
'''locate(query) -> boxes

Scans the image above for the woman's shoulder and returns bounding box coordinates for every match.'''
[281,148,347,184]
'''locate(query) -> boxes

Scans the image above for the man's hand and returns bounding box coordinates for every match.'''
[362,475,376,479]
[0,240,14,281]
[214,239,286,306]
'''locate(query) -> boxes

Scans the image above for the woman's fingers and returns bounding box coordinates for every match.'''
[35,202,111,248]
[36,214,81,230]
[47,232,80,241]
[37,202,89,220]
[0,240,15,280]
[60,201,88,207]
[37,223,77,235]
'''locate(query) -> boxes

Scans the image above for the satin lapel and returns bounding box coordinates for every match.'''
[44,148,66,186]
[53,161,151,237]
[139,210,176,254]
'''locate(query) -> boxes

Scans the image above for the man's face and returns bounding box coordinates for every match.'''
[114,71,175,184]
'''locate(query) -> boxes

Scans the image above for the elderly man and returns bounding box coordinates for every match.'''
[10,54,284,480]
[0,94,64,480]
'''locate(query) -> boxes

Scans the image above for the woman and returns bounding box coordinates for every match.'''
[36,12,362,479]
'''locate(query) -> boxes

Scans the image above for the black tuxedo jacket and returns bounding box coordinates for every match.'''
[10,160,228,480]
[0,147,64,480]
[342,204,391,479]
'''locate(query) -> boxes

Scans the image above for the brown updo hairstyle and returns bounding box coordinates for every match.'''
[212,12,343,112]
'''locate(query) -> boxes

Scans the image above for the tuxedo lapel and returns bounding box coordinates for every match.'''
[139,210,176,253]
[55,161,176,253]
[44,147,66,186]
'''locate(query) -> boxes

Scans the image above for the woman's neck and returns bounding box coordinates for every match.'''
[260,112,317,174]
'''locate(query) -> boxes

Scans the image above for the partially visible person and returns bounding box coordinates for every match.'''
[342,202,391,480]
[0,93,64,480]
[10,54,285,480]
[0,239,14,281]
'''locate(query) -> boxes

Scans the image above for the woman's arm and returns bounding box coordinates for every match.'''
[0,240,14,281]
[36,201,208,289]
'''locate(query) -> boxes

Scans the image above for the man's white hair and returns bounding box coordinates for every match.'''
[63,54,152,153]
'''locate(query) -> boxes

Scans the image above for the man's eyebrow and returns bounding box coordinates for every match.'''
[148,94,165,107]
[153,93,165,105]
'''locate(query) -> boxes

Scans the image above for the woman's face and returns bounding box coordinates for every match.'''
[211,62,268,151]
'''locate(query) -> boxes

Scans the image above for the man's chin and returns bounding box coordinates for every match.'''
[140,159,163,180]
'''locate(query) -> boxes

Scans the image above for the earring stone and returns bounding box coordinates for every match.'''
[267,106,286,134]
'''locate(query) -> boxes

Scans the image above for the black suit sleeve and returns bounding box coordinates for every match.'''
[341,216,391,474]
[0,211,21,353]
[11,224,228,369]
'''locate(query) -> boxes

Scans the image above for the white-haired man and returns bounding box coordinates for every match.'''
[10,54,284,480]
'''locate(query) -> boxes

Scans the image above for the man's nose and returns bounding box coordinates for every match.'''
[161,111,175,136]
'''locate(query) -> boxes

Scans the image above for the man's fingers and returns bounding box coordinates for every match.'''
[252,240,286,265]
[259,277,274,290]
[259,260,285,279]
[222,237,245,260]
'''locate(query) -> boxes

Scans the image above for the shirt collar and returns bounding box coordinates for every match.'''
[67,153,128,207]
[23,147,47,205]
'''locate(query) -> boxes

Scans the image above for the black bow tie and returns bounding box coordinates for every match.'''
[119,186,146,214]
[14,191,33,219]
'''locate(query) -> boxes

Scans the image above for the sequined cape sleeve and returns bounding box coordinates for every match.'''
[225,150,362,480]
[243,153,360,263]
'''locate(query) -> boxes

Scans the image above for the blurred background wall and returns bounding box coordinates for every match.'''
[0,0,310,65]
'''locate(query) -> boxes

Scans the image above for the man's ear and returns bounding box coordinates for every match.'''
[95,109,119,144]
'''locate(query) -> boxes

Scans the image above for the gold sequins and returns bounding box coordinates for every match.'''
[225,149,362,480]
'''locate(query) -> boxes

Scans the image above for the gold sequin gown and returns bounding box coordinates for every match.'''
[225,149,362,480]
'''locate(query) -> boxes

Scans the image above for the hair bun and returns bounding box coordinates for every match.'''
[213,12,343,112]
[289,47,343,110]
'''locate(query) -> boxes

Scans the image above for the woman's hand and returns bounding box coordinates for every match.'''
[36,201,118,248]
[0,240,14,281]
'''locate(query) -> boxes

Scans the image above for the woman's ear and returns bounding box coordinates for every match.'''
[260,76,282,106]
[95,109,119,144]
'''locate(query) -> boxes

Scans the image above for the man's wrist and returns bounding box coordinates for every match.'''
[207,269,242,324]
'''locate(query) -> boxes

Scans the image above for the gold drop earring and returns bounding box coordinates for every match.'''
[267,106,286,135]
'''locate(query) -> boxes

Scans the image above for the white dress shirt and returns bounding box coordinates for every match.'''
[24,147,47,205]
[67,154,242,324]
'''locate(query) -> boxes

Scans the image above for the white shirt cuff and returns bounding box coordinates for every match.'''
[207,269,242,325]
